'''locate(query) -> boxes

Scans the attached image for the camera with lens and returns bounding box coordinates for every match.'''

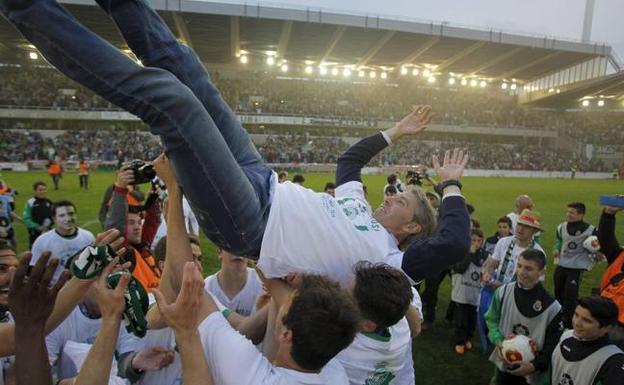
[127,160,156,185]
[406,170,425,186]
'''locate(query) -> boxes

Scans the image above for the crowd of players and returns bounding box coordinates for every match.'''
[0,0,623,384]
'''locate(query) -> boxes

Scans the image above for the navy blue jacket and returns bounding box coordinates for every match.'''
[336,133,471,282]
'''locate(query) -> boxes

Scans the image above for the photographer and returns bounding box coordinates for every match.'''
[98,166,145,229]
[105,162,161,290]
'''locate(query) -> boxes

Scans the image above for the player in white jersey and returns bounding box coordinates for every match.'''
[204,249,263,316]
[31,200,95,283]
[336,262,414,385]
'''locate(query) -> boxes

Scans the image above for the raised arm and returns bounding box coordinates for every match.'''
[598,207,622,265]
[105,166,134,233]
[336,105,432,187]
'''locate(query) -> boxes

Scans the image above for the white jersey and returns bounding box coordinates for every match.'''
[259,179,404,286]
[59,341,125,385]
[336,318,412,385]
[31,228,95,283]
[45,306,134,380]
[204,268,263,316]
[506,212,519,233]
[152,197,200,250]
[199,312,349,385]
[490,236,544,284]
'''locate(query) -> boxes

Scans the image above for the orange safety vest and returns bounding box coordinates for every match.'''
[0,182,8,195]
[130,248,161,290]
[600,250,624,324]
[108,185,142,207]
[48,163,62,175]
[78,162,89,174]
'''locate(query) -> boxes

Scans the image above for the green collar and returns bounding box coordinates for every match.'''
[362,328,391,342]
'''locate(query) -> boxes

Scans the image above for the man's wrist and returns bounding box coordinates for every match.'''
[382,126,402,143]
[113,184,129,193]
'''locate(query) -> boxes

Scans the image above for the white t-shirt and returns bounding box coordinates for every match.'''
[59,341,125,385]
[0,312,14,385]
[490,236,545,284]
[198,312,349,385]
[336,317,412,385]
[204,268,263,316]
[258,180,403,286]
[45,306,134,380]
[31,228,95,283]
[152,197,199,250]
[506,212,519,233]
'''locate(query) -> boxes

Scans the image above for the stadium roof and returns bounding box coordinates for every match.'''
[0,0,615,83]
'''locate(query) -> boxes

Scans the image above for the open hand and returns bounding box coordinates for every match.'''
[152,153,178,188]
[132,346,175,371]
[384,105,433,142]
[432,148,469,182]
[93,257,130,319]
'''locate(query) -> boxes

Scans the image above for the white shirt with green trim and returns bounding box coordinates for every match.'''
[31,228,95,283]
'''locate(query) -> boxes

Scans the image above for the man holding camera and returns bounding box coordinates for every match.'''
[105,162,161,290]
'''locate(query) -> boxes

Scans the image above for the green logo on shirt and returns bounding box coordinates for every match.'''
[364,363,396,385]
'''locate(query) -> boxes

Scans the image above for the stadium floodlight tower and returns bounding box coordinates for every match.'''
[582,0,595,43]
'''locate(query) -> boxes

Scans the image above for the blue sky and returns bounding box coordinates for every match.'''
[212,0,624,59]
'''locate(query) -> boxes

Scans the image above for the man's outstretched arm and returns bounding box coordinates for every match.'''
[336,106,433,187]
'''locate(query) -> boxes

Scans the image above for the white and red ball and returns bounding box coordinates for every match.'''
[583,235,600,253]
[501,334,537,363]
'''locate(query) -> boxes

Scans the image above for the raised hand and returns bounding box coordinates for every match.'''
[152,153,178,188]
[92,257,130,319]
[8,252,69,327]
[115,164,135,188]
[432,148,469,182]
[132,347,176,371]
[385,105,433,142]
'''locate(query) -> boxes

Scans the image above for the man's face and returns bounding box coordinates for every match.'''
[470,235,484,253]
[497,222,511,237]
[35,185,47,199]
[54,206,77,233]
[126,213,143,244]
[373,191,420,238]
[0,249,19,306]
[219,250,247,272]
[565,207,583,223]
[515,223,537,243]
[275,290,296,340]
[325,188,335,197]
[191,243,203,274]
[572,305,610,341]
[515,256,543,289]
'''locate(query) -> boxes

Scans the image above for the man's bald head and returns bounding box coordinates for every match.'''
[515,195,534,214]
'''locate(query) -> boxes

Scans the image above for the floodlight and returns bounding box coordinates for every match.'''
[412,68,419,76]
[428,76,436,83]
[369,71,377,79]
[470,79,477,87]
[581,100,590,107]
[319,66,328,75]
[460,79,468,86]
[305,66,313,74]
[423,69,431,77]
[401,67,408,75]
[381,72,387,79]
[501,82,508,89]
[358,70,366,77]
[266,56,275,66]
[343,68,351,77]
[29,52,38,60]
[448,77,456,85]
[510,83,517,90]
[597,100,605,107]
[280,64,288,72]
[331,68,339,76]
[480,80,487,88]
[240,55,248,64]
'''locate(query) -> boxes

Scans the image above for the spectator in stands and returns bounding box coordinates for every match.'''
[22,181,54,247]
[77,158,89,190]
[106,164,161,290]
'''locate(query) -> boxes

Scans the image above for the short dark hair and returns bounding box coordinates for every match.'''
[519,248,546,269]
[471,218,481,229]
[52,200,76,216]
[577,296,619,327]
[471,228,484,238]
[497,216,513,227]
[324,182,336,192]
[568,202,586,215]
[292,174,305,184]
[353,261,413,330]
[282,275,359,371]
[33,181,46,191]
[153,235,201,264]
[466,203,475,215]
[0,239,16,254]
[278,171,288,179]
[387,174,397,184]
[384,185,397,195]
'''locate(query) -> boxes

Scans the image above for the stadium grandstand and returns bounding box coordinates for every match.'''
[0,0,623,174]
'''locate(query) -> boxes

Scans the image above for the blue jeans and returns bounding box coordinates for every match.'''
[1,0,272,256]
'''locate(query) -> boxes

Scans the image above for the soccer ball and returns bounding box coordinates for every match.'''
[501,334,537,363]
[583,235,600,253]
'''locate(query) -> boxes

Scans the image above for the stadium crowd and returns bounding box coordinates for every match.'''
[2,66,624,145]
[0,1,623,384]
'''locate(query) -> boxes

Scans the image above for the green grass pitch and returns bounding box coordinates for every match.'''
[3,170,623,384]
